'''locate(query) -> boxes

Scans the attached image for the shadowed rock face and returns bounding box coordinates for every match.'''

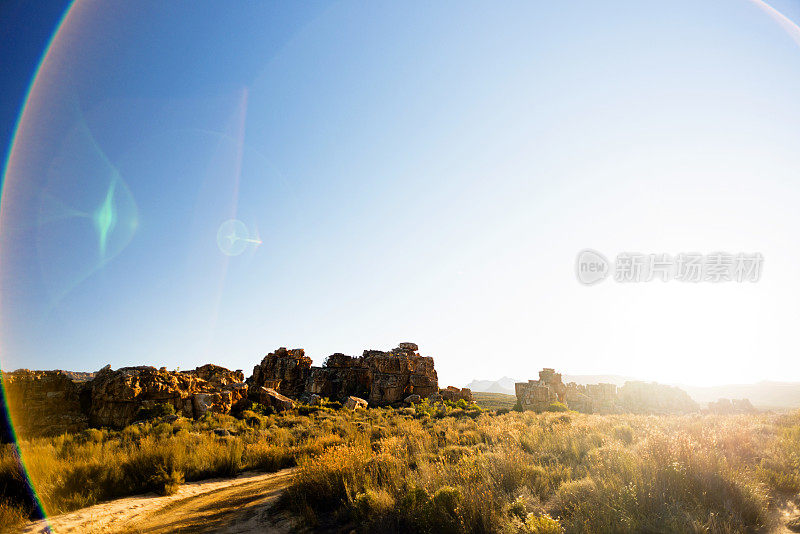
[304,344,439,405]
[1,370,90,437]
[306,353,370,400]
[247,348,312,398]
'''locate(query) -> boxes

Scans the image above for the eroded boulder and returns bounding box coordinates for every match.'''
[344,396,368,410]
[439,386,473,403]
[251,386,295,412]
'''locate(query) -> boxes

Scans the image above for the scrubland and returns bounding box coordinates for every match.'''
[1,399,799,533]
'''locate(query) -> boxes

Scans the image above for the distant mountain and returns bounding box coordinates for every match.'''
[680,381,800,409]
[466,377,517,395]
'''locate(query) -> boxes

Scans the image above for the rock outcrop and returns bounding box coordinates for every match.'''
[0,370,90,437]
[517,369,698,415]
[248,348,312,397]
[306,353,370,400]
[515,368,567,411]
[90,365,248,428]
[3,341,441,436]
[365,344,438,404]
[304,343,438,405]
[616,381,698,414]
[439,386,473,403]
[707,397,756,414]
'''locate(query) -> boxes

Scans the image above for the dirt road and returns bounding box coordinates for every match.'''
[22,468,297,534]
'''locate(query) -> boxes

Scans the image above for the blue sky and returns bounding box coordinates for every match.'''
[3,0,800,386]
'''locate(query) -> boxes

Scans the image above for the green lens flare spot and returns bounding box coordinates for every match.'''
[93,180,117,258]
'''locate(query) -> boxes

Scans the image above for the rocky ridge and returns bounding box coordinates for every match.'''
[516,368,702,414]
[2,342,469,438]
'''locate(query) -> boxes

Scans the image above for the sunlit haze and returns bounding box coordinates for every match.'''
[3,0,800,387]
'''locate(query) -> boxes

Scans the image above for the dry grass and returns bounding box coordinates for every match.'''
[0,403,799,533]
[285,409,800,533]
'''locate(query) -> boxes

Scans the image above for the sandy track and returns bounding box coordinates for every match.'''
[22,468,297,534]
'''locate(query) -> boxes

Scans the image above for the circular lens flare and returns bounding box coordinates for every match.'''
[216,218,261,256]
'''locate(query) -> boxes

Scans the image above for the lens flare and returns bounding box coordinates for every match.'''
[94,179,117,259]
[216,218,262,256]
[0,0,88,525]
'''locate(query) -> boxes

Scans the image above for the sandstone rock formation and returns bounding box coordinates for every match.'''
[707,397,756,414]
[366,344,438,404]
[305,343,438,405]
[306,353,370,400]
[90,365,248,428]
[616,381,698,414]
[250,386,295,412]
[515,368,567,411]
[404,394,422,405]
[3,341,440,436]
[439,386,473,403]
[563,382,618,413]
[517,369,698,415]
[248,348,312,397]
[0,370,90,437]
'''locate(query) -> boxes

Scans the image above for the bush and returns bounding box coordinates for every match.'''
[545,402,568,413]
[137,402,176,420]
[521,513,564,534]
[2,403,796,533]
[0,502,28,533]
[612,424,634,445]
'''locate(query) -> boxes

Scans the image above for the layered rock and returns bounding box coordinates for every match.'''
[518,369,696,415]
[306,353,370,400]
[184,364,245,387]
[250,387,295,412]
[616,381,698,414]
[90,365,248,427]
[365,344,438,404]
[4,341,442,435]
[304,343,438,405]
[586,383,617,413]
[707,397,756,414]
[248,348,312,397]
[515,368,566,411]
[439,386,473,403]
[1,370,90,438]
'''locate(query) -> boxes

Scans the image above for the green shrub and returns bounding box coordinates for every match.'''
[545,402,568,413]
[612,424,634,445]
[521,513,564,534]
[137,402,176,420]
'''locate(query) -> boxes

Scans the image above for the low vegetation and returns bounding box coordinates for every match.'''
[1,401,799,533]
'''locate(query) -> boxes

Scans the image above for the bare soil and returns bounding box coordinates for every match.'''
[21,468,297,534]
